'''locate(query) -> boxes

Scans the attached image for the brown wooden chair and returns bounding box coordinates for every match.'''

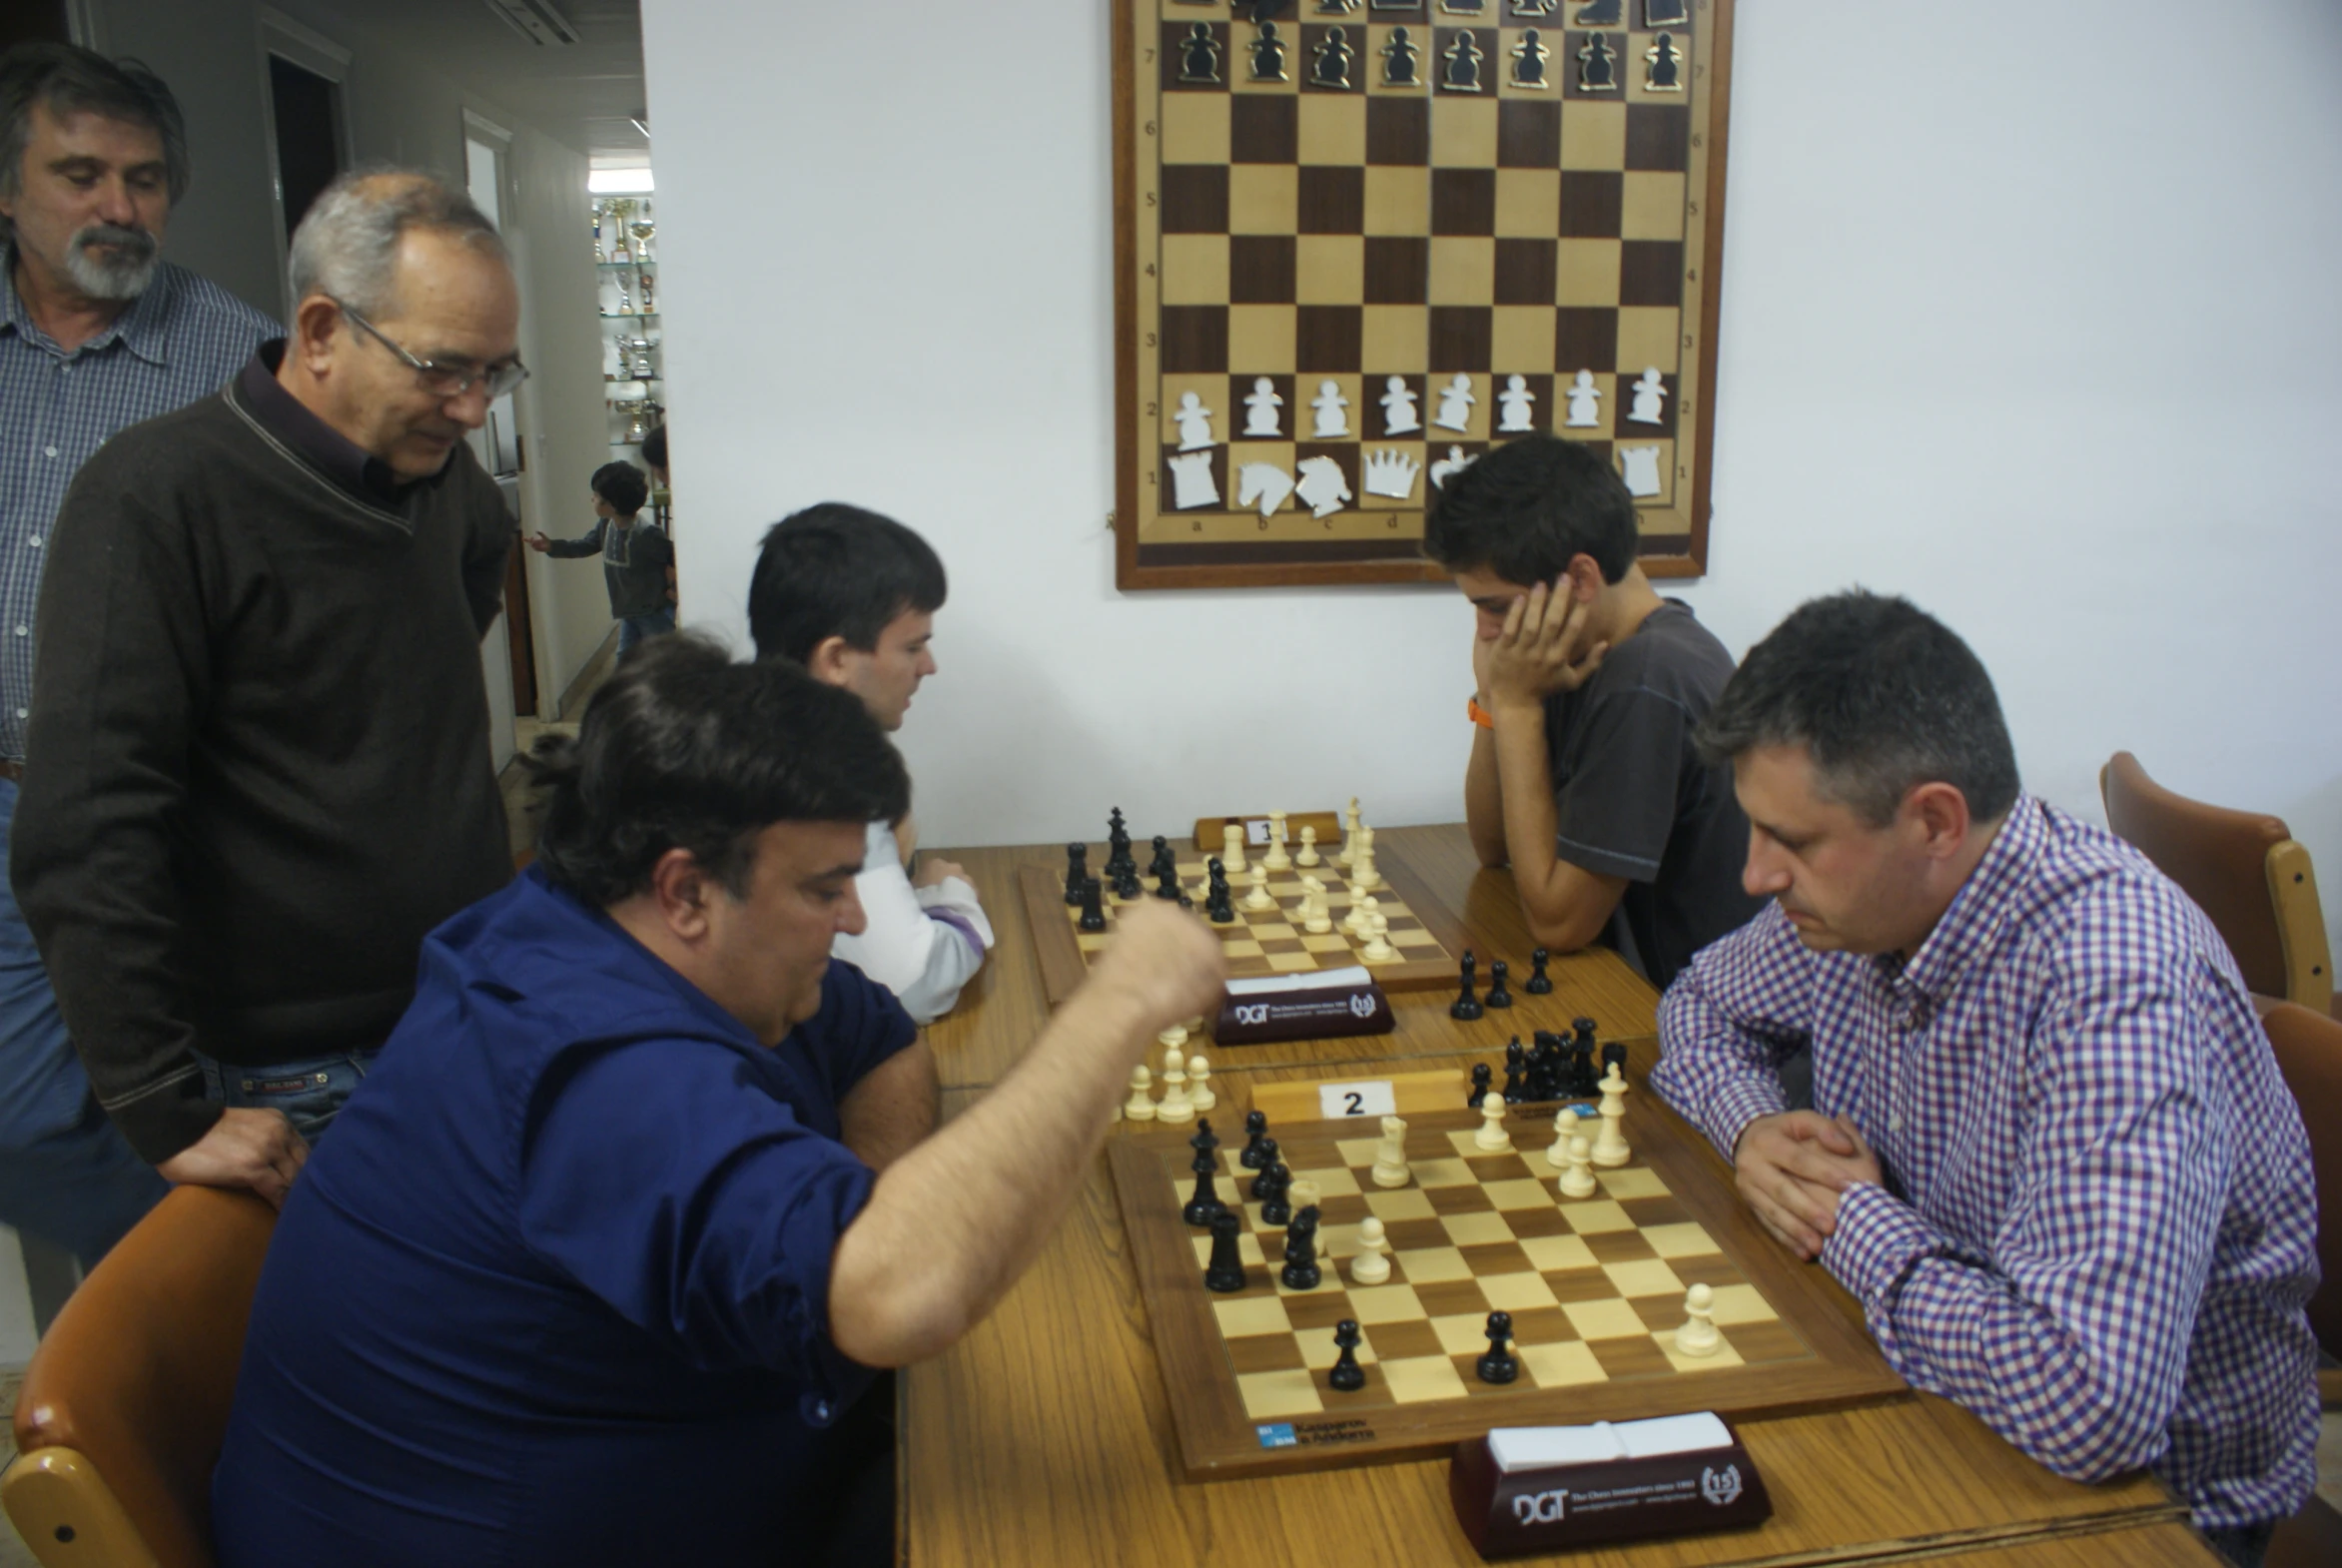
[2100,752,2333,1016]
[0,1186,277,1568]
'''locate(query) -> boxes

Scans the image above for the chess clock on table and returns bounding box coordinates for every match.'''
[1112,0,1737,589]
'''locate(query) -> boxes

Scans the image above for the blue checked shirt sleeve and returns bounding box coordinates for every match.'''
[1651,903,1814,1161]
[1821,918,2224,1483]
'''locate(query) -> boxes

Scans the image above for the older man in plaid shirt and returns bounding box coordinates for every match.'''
[1650,591,2317,1568]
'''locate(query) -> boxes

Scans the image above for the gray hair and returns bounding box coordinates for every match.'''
[0,43,190,242]
[287,166,508,321]
[1695,590,2021,827]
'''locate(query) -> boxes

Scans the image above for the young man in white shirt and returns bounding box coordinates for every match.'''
[747,504,991,1023]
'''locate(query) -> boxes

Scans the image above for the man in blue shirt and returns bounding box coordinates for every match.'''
[0,44,276,1266]
[211,636,1225,1568]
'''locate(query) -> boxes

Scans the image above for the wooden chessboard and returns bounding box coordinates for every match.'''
[1018,843,1465,1009]
[1113,0,1736,587]
[1109,1101,1903,1478]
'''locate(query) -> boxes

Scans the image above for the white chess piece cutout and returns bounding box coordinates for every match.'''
[1174,390,1216,450]
[1370,1115,1411,1188]
[1242,376,1283,436]
[1263,811,1291,871]
[1543,1108,1580,1176]
[1361,447,1421,499]
[1124,1064,1157,1122]
[1496,373,1536,432]
[1675,1282,1721,1357]
[1564,369,1602,428]
[1628,367,1667,424]
[1166,449,1218,509]
[1349,1215,1392,1283]
[1310,379,1350,437]
[1157,1046,1194,1124]
[1236,461,1294,520]
[1618,445,1662,498]
[1429,444,1477,489]
[1559,1135,1598,1197]
[1293,454,1352,517]
[1379,376,1420,434]
[1591,1067,1629,1167]
[1434,373,1477,431]
[1474,1093,1513,1152]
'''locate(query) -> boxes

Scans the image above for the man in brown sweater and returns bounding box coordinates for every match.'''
[12,169,520,1204]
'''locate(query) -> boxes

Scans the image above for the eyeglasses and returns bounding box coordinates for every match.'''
[332,298,530,401]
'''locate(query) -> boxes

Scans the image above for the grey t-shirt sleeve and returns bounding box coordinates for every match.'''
[1550,687,1694,885]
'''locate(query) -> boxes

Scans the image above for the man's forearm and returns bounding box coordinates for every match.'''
[1464,725,1508,868]
[838,1040,939,1173]
[827,979,1159,1366]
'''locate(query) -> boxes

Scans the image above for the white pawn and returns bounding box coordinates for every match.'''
[1591,1066,1629,1167]
[1474,1094,1513,1153]
[1559,1135,1598,1197]
[1564,369,1602,428]
[1361,913,1397,962]
[1124,1064,1157,1122]
[1263,811,1291,871]
[1242,376,1283,436]
[1675,1282,1721,1357]
[1310,379,1350,437]
[1344,892,1379,937]
[1336,796,1362,866]
[1173,390,1216,450]
[1158,1046,1194,1124]
[1188,1053,1215,1111]
[1160,1021,1189,1050]
[1378,376,1420,435]
[1243,862,1274,910]
[1220,822,1247,875]
[1349,1215,1392,1284]
[1370,1115,1411,1187]
[1496,373,1536,433]
[1543,1108,1580,1176]
[1434,373,1476,432]
[1295,825,1320,867]
[1628,367,1668,424]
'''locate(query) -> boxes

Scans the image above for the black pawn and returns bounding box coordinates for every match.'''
[1156,861,1183,901]
[1249,1140,1282,1193]
[1239,1111,1271,1169]
[1260,1164,1292,1227]
[1280,1204,1321,1290]
[1114,863,1144,901]
[1647,30,1681,91]
[1524,946,1553,995]
[1467,1062,1493,1108]
[1184,1147,1225,1227]
[1451,951,1484,1021]
[1485,959,1513,1009]
[1149,835,1174,880]
[1572,1017,1600,1095]
[1203,1209,1247,1293]
[1602,1040,1628,1084]
[1531,1031,1564,1101]
[1328,1319,1366,1392]
[1476,1309,1519,1384]
[1502,1038,1526,1104]
[1077,877,1106,933]
[1064,842,1090,904]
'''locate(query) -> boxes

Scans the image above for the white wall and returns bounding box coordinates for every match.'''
[90,0,618,714]
[643,2,2342,959]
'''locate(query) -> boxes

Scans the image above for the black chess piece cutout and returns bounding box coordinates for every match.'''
[1577,31,1617,91]
[1511,28,1548,88]
[1477,1310,1519,1383]
[1486,959,1514,1009]
[1381,26,1419,87]
[1078,877,1106,933]
[1250,19,1288,82]
[1644,0,1690,27]
[1311,24,1353,89]
[1240,1111,1271,1169]
[1645,30,1682,91]
[1280,1205,1322,1290]
[1573,0,1623,24]
[1179,21,1223,85]
[1524,946,1553,994]
[1442,29,1483,92]
[1467,1062,1493,1108]
[1451,951,1484,1021]
[1064,842,1089,905]
[1328,1319,1367,1392]
[1204,1209,1247,1292]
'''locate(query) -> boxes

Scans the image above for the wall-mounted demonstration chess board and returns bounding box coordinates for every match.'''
[1109,1103,1903,1478]
[1113,0,1736,588]
[1019,847,1464,1009]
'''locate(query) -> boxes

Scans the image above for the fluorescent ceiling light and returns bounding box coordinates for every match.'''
[589,169,655,194]
[482,0,579,46]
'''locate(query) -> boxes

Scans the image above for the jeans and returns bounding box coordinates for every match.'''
[196,1048,381,1145]
[0,776,167,1268]
[617,605,676,656]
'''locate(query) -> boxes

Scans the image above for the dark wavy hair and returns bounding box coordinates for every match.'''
[1422,433,1639,586]
[590,460,649,516]
[1696,591,2020,826]
[529,634,909,905]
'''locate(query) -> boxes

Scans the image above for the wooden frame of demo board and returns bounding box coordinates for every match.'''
[1113,0,1737,589]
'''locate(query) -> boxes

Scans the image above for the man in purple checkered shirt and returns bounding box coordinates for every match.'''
[1650,592,2318,1568]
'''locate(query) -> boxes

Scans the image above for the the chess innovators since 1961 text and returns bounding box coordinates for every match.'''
[1115,0,1736,588]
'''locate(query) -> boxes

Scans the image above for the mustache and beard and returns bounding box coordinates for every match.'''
[60,222,160,301]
